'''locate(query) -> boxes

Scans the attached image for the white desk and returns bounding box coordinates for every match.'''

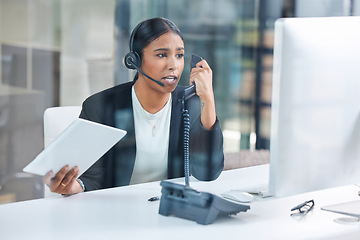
[0,164,360,240]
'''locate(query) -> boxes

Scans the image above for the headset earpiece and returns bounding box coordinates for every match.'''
[124,20,144,70]
[124,51,141,70]
[123,19,165,87]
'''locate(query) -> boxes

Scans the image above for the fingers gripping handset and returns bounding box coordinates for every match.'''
[183,54,203,100]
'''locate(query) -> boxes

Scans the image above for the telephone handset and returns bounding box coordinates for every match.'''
[183,54,203,100]
[190,54,203,70]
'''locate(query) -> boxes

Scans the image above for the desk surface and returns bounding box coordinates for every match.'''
[1,164,360,240]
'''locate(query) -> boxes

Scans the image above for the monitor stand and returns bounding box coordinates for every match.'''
[321,200,360,225]
[334,217,360,225]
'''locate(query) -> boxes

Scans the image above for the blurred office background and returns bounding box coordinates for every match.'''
[1,0,359,204]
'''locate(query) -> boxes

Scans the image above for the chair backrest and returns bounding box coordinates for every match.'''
[44,106,82,147]
[43,106,82,197]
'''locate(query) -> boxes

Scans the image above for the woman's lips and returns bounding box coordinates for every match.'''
[162,76,178,84]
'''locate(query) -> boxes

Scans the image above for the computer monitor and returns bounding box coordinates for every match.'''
[269,16,360,197]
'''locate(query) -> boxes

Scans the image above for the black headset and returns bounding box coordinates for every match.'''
[123,21,144,70]
[123,20,165,86]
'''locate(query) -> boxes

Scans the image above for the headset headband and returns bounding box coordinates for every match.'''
[129,20,145,53]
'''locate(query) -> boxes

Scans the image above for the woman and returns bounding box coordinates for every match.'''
[43,17,224,195]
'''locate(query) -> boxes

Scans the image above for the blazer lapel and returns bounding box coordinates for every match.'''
[168,87,185,178]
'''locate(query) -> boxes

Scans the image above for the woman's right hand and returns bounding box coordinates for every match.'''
[43,165,83,195]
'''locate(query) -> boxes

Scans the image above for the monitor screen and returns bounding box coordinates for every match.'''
[269,16,360,197]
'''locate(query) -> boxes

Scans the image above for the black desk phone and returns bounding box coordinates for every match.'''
[158,55,250,225]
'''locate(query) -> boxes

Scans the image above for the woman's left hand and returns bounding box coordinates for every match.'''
[189,59,217,130]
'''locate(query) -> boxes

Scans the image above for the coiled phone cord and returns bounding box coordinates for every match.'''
[181,96,190,188]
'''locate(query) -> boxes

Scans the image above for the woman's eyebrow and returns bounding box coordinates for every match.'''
[154,47,185,52]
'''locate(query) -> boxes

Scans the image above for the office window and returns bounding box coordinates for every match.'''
[1,0,360,203]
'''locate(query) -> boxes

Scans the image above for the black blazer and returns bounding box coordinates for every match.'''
[79,81,224,191]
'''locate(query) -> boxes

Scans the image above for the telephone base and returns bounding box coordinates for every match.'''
[158,181,250,225]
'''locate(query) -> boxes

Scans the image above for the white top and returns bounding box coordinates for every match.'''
[130,86,172,184]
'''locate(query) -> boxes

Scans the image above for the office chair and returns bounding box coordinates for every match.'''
[43,106,82,197]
